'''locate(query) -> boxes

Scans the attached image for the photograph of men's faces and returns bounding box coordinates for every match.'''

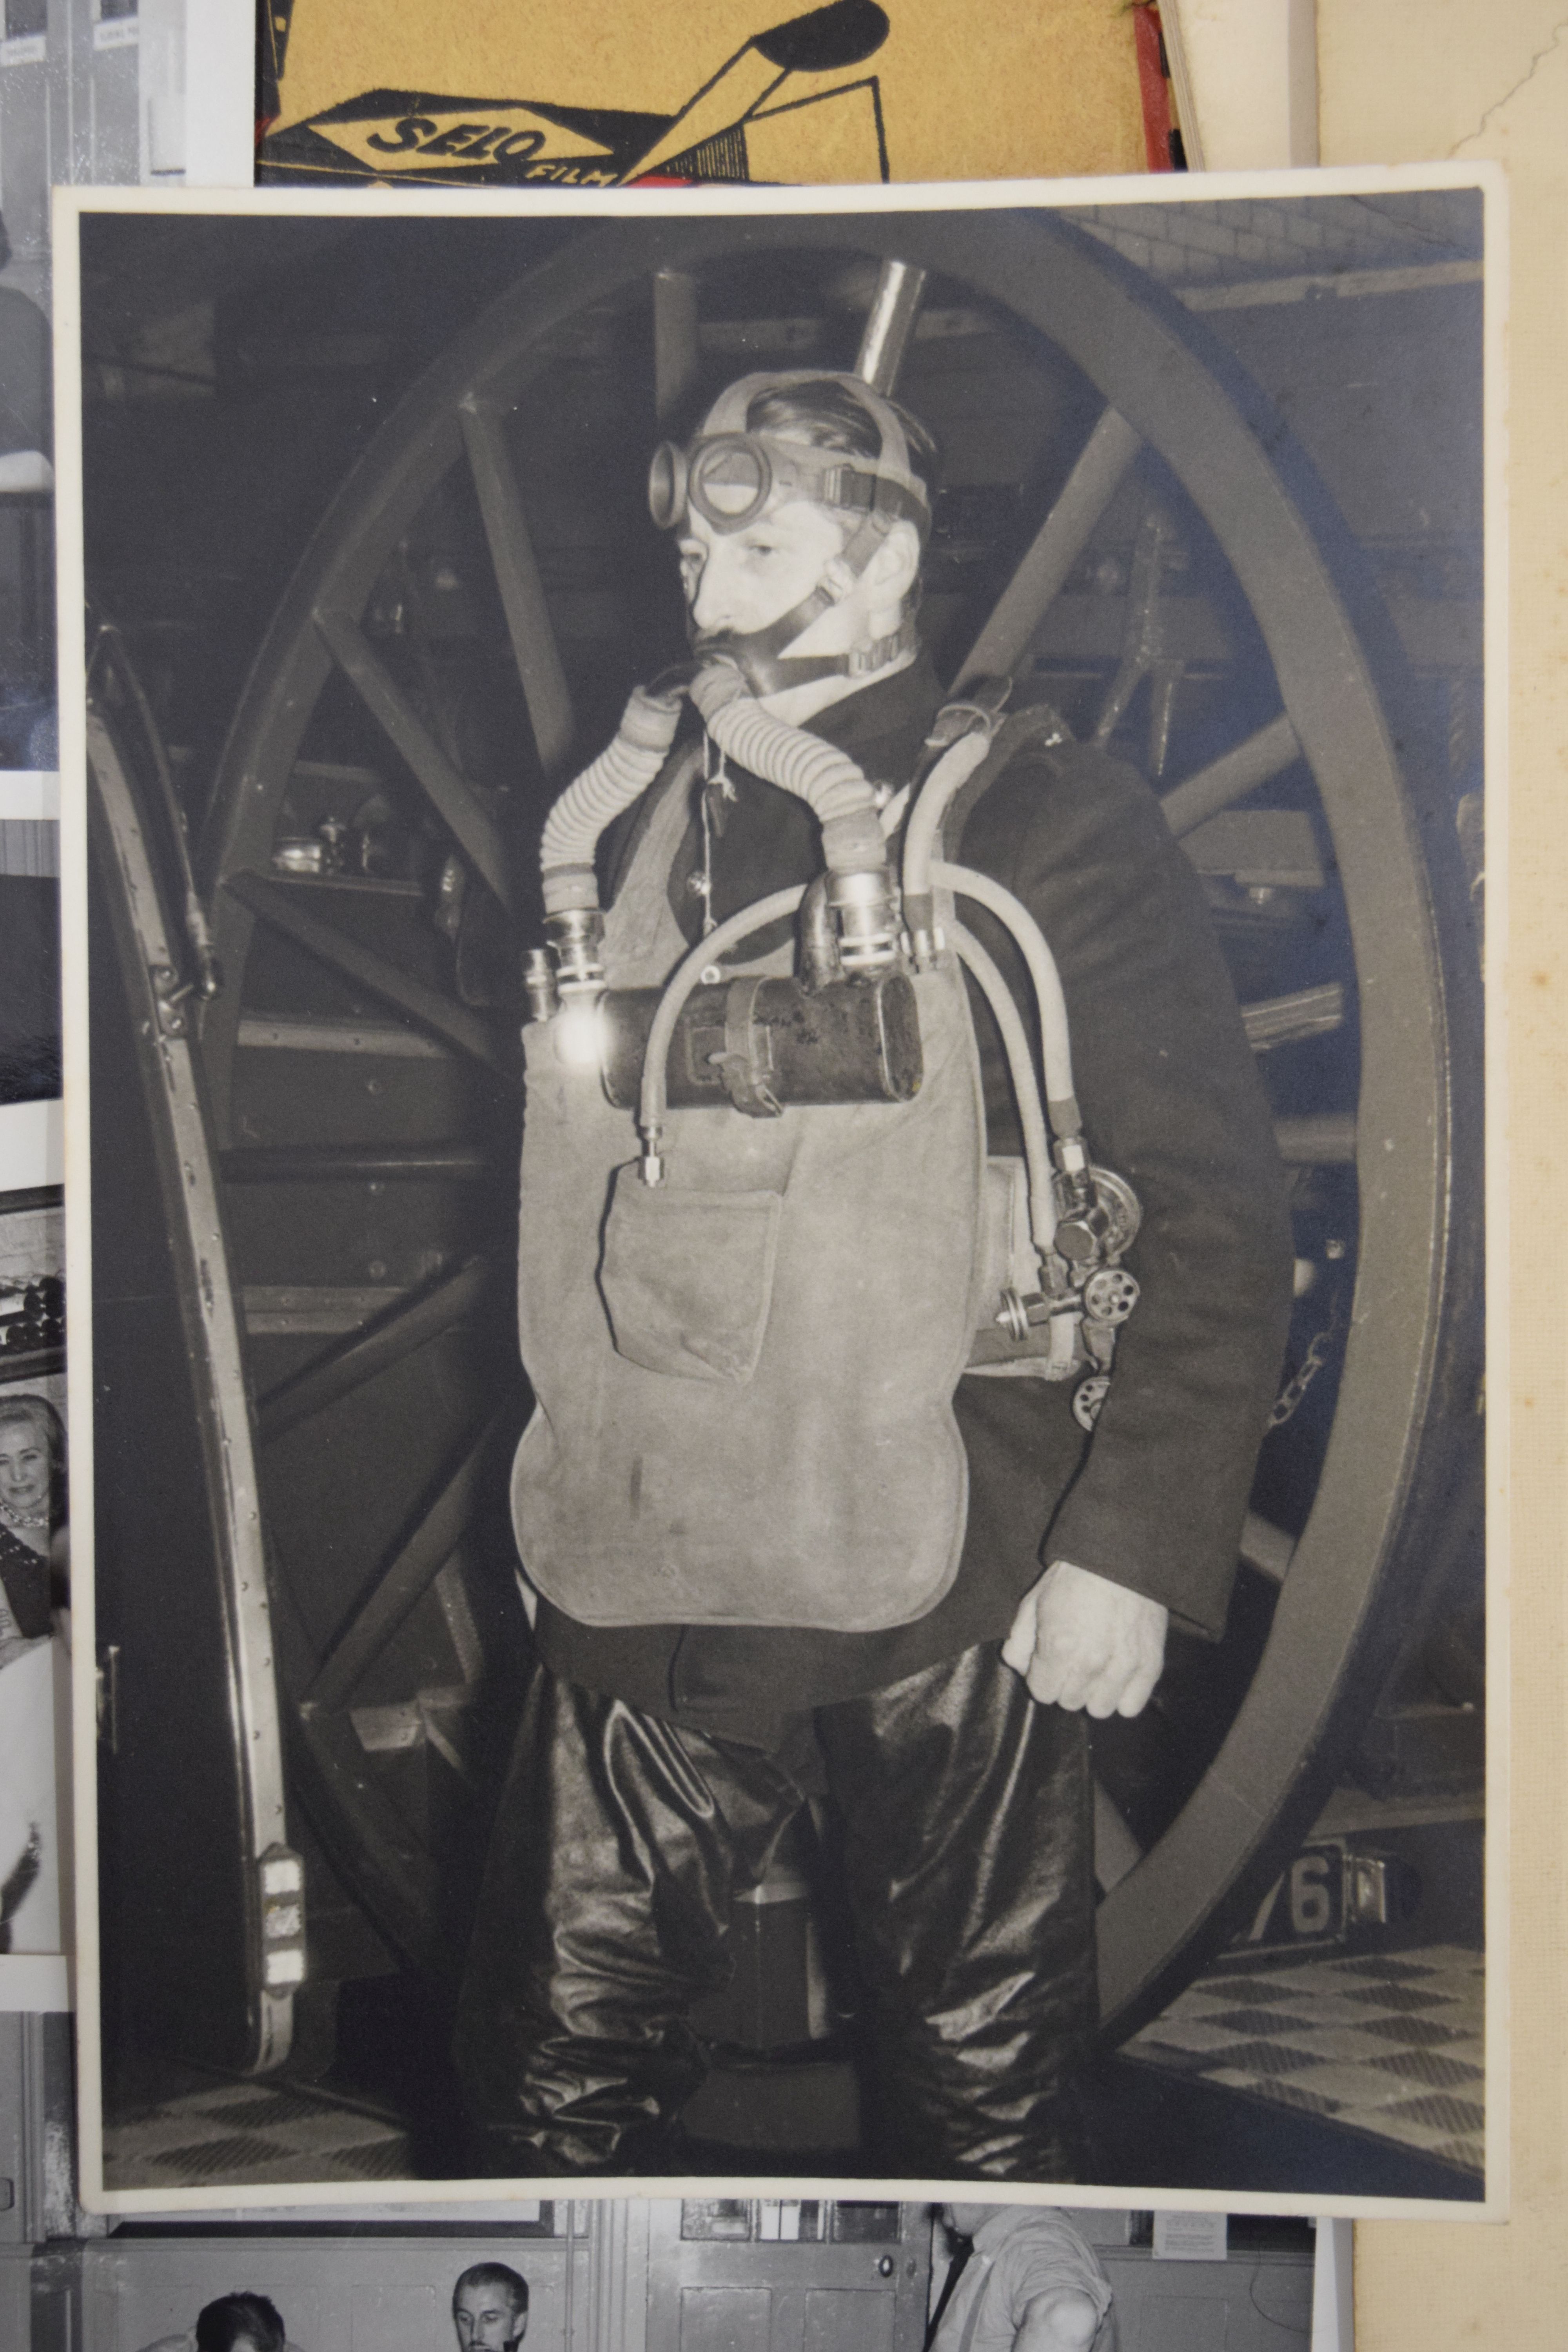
[84,2202,1321,2351]
[62,172,1492,2213]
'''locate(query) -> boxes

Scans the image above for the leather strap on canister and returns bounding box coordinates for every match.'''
[712,975,783,1118]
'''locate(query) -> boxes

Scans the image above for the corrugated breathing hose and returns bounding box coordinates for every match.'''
[539,684,684,913]
[688,661,887,876]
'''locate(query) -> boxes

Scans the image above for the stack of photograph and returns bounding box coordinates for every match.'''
[1,4,1515,2344]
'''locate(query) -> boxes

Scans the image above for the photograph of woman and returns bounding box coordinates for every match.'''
[0,1388,68,1953]
[0,1394,65,1651]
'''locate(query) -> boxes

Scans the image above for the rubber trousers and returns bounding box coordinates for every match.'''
[452,1643,1096,2180]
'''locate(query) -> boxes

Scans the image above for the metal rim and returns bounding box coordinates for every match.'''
[89,686,293,2073]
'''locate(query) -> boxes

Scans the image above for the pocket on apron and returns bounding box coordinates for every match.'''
[599,1168,782,1386]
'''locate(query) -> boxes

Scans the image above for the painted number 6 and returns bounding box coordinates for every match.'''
[1289,1852,1334,1938]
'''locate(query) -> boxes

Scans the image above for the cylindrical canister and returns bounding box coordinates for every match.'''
[598,972,923,1111]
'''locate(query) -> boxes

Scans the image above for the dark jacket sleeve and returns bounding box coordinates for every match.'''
[960,737,1295,1639]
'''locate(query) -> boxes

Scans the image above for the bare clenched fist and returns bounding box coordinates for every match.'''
[1001,1558,1167,1719]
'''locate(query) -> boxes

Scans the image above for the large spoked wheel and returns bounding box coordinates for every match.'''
[190,209,1479,2057]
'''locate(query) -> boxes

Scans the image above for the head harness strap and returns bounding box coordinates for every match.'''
[699,370,923,496]
[652,371,932,693]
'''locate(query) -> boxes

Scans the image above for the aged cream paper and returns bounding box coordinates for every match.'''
[1161,0,1318,169]
[1316,2,1568,2343]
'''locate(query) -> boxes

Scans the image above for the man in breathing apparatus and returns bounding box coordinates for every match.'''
[454,370,1293,2178]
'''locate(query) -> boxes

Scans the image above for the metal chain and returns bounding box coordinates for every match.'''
[1269,1299,1342,1428]
[688,735,735,938]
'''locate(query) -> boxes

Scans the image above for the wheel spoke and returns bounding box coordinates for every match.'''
[653,268,702,424]
[1159,712,1301,840]
[1241,982,1346,1053]
[246,1284,403,1337]
[236,1012,450,1060]
[292,1702,441,1953]
[221,1142,495,1184]
[256,1255,495,1443]
[957,408,1143,688]
[314,604,518,911]
[307,1413,505,1712]
[1092,651,1146,749]
[458,400,575,780]
[1240,1512,1296,1583]
[1147,659,1183,779]
[1092,501,1175,751]
[1094,1777,1144,1895]
[1275,1112,1357,1165]
[223,868,505,1069]
[854,259,928,394]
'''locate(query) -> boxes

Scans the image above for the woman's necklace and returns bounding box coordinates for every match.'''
[0,1497,49,1530]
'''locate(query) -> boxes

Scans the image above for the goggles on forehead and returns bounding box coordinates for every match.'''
[648,430,930,542]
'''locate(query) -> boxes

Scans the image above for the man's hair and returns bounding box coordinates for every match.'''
[453,2262,530,2318]
[743,377,940,508]
[194,2294,286,2352]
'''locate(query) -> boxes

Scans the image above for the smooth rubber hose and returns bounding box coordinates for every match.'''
[539,685,684,912]
[902,726,996,907]
[933,859,1081,1134]
[951,921,1058,1259]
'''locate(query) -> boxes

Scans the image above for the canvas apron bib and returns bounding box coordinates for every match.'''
[510,751,989,1632]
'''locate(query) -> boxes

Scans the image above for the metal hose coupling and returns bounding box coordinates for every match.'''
[826,866,902,973]
[544,904,607,997]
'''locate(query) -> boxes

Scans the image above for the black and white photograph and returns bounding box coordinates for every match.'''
[70,2195,1336,2351]
[0,234,53,772]
[0,1178,68,1967]
[56,171,1499,2215]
